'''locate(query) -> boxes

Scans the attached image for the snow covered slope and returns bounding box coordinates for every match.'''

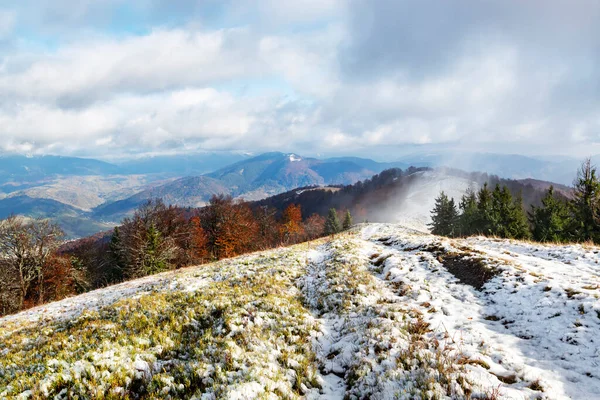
[1,224,599,399]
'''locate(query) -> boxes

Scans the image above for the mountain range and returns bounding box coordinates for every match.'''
[0,150,591,238]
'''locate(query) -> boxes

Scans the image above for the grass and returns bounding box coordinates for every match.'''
[297,235,481,399]
[0,247,322,399]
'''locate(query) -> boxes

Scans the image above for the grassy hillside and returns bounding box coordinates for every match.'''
[1,224,599,399]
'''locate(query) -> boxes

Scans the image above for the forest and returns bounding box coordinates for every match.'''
[430,159,600,244]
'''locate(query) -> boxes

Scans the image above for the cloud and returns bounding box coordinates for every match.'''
[0,27,268,107]
[0,1,599,159]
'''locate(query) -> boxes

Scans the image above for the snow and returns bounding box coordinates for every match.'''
[362,224,600,399]
[2,223,599,399]
[288,154,302,162]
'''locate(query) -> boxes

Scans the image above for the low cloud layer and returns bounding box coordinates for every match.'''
[0,0,598,159]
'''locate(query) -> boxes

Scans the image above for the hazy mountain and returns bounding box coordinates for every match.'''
[93,176,229,220]
[119,152,250,176]
[0,155,120,185]
[1,175,171,211]
[0,195,114,238]
[0,151,580,237]
[396,152,596,185]
[95,152,393,220]
[208,152,394,193]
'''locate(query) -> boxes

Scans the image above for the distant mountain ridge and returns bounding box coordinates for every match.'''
[0,155,120,186]
[94,152,409,220]
[0,150,585,238]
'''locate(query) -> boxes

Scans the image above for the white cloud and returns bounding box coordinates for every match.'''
[0,1,599,159]
[0,28,268,105]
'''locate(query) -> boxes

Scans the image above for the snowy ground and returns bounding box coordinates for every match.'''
[1,223,599,399]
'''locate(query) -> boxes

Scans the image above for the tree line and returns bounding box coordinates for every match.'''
[430,159,600,243]
[0,195,353,316]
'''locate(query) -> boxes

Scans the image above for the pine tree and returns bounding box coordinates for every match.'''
[491,184,510,237]
[342,210,353,230]
[570,158,600,243]
[507,193,531,239]
[475,183,493,235]
[142,224,170,275]
[457,188,478,236]
[106,226,125,283]
[529,186,570,242]
[324,208,341,236]
[429,191,459,237]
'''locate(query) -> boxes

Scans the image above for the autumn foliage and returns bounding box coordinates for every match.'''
[0,193,334,317]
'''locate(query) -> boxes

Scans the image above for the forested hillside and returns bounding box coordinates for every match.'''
[253,167,567,226]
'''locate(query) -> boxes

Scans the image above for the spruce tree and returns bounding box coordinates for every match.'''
[324,208,341,236]
[429,191,459,237]
[475,183,493,235]
[507,193,531,239]
[570,158,600,243]
[491,185,511,237]
[458,188,478,236]
[143,224,169,275]
[343,210,353,230]
[107,226,125,284]
[529,186,570,242]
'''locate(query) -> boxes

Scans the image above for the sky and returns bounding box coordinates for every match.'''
[0,0,599,161]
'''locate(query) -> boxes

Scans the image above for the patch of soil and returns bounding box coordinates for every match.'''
[438,253,500,290]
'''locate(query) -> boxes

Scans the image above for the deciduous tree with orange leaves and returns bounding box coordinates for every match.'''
[281,204,304,244]
[201,195,259,260]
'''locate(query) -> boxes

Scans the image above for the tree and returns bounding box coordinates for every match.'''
[570,158,600,243]
[186,216,209,265]
[475,183,494,235]
[457,188,478,236]
[118,199,178,278]
[342,210,353,230]
[254,206,280,249]
[529,186,570,242]
[0,259,21,315]
[105,226,125,284]
[506,193,531,240]
[303,214,326,241]
[281,204,304,244]
[490,185,510,237]
[323,208,341,236]
[43,255,88,301]
[200,195,258,259]
[0,216,64,309]
[429,191,458,236]
[489,185,532,239]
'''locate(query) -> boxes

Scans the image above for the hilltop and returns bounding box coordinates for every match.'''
[1,224,598,399]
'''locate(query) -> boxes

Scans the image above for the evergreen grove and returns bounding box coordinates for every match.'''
[430,159,600,244]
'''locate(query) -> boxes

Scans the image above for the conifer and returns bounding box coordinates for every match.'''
[529,186,570,242]
[324,208,341,236]
[343,210,353,230]
[429,191,459,236]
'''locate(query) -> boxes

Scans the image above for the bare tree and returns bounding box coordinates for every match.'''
[0,259,21,315]
[0,216,64,309]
